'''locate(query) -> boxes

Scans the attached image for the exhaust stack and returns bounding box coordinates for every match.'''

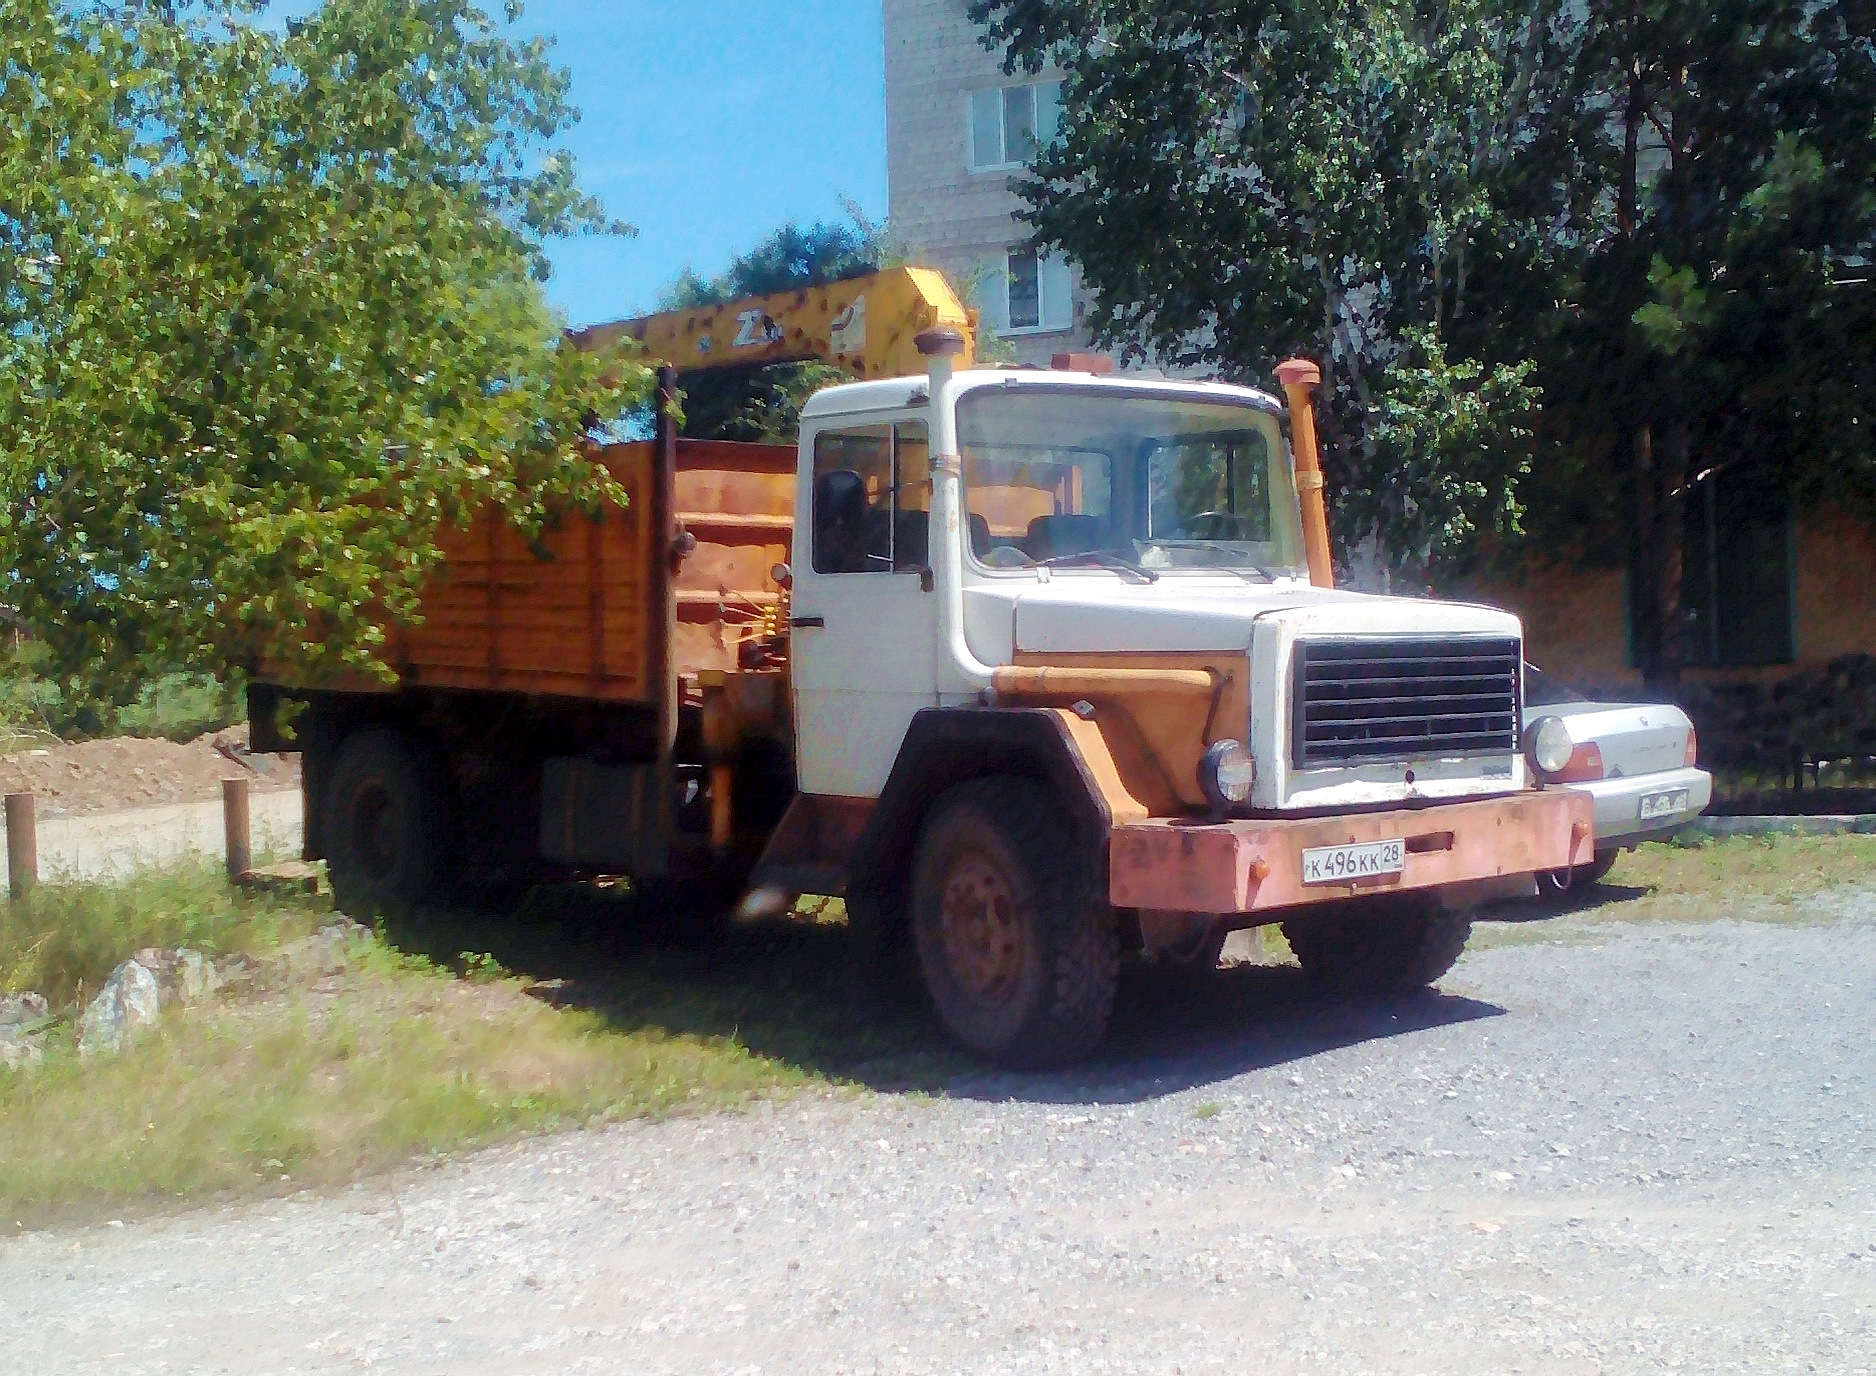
[1276,358,1334,589]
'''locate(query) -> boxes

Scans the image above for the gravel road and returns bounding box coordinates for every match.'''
[5,900,1874,1375]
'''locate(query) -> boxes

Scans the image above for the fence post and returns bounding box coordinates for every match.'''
[223,777,252,881]
[5,792,36,900]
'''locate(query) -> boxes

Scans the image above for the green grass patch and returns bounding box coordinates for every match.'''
[0,866,330,1007]
[1472,832,1876,947]
[0,868,858,1229]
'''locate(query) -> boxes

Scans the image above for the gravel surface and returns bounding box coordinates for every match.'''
[4,902,1874,1375]
[0,790,301,890]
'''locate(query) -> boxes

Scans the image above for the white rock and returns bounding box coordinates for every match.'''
[0,991,50,1028]
[132,948,220,1007]
[0,1026,44,1070]
[78,960,163,1057]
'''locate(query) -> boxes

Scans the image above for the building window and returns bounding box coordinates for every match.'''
[1681,471,1796,666]
[1627,469,1796,667]
[984,248,1074,334]
[968,80,1062,171]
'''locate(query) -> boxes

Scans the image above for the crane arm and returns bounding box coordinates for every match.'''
[567,266,976,381]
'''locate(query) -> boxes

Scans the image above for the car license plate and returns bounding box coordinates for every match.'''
[1302,839,1406,885]
[1639,788,1690,821]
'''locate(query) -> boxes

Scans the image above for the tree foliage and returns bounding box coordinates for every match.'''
[970,0,1545,579]
[974,0,1876,678]
[0,0,647,693]
[1510,0,1876,682]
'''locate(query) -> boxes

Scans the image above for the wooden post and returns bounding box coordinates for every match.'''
[5,793,36,900]
[223,777,252,881]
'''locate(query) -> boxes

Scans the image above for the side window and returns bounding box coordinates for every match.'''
[810,422,930,575]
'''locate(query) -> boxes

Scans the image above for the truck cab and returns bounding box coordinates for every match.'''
[756,335,1588,1064]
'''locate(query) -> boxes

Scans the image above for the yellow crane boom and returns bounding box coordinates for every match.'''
[567,266,976,380]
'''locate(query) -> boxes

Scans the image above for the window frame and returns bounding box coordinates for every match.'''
[986,247,1075,336]
[806,419,932,577]
[965,79,1062,173]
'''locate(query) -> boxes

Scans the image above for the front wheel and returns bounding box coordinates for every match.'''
[1281,892,1471,995]
[911,777,1118,1068]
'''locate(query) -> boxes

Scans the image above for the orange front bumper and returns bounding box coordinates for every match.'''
[1108,790,1593,915]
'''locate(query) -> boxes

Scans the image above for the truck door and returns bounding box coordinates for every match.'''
[791,418,939,797]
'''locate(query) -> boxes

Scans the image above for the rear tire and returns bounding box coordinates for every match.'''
[911,777,1118,1068]
[324,728,450,922]
[1281,893,1471,995]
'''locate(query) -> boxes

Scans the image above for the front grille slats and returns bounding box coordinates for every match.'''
[1291,636,1521,769]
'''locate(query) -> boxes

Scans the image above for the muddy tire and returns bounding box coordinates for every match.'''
[911,777,1118,1067]
[1281,893,1472,995]
[325,728,450,922]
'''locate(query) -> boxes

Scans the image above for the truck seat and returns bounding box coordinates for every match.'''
[1025,514,1105,560]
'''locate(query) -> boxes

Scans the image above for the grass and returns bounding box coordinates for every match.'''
[1,867,331,1008]
[1471,832,1876,947]
[0,867,851,1229]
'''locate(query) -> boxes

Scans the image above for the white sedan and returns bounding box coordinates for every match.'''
[1523,665,1713,888]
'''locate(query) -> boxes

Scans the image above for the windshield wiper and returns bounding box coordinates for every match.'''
[1135,540,1280,583]
[1035,549,1160,583]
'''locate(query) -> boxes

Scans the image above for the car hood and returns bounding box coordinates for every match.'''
[963,575,1523,657]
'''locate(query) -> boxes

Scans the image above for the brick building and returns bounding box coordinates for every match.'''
[883,0,1092,364]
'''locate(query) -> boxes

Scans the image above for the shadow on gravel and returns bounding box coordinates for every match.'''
[368,885,1507,1105]
[1477,880,1654,925]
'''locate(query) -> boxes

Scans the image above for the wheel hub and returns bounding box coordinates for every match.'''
[940,853,1024,999]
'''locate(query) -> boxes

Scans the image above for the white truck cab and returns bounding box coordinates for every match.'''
[774,334,1591,1065]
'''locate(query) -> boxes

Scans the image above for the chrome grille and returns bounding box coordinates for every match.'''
[1291,636,1521,768]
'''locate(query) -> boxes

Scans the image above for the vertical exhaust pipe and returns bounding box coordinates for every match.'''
[1276,358,1334,589]
[915,326,995,693]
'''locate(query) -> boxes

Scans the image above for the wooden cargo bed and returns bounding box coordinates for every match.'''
[290,438,797,704]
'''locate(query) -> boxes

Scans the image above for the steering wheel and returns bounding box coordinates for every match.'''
[1183,510,1256,541]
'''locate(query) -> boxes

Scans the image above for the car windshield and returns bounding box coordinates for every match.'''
[955,386,1305,576]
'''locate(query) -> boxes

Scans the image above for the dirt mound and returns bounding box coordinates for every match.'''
[0,725,301,819]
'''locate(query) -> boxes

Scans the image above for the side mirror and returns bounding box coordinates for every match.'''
[771,561,793,591]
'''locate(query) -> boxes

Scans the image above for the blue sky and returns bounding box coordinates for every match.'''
[514,1,889,328]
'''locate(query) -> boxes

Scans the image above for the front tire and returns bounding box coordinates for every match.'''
[911,777,1118,1067]
[325,727,450,922]
[1282,892,1471,995]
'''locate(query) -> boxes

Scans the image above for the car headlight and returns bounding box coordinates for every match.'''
[1199,739,1256,812]
[1523,715,1574,778]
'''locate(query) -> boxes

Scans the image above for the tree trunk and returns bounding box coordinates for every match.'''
[1634,407,1689,692]
[1653,407,1688,690]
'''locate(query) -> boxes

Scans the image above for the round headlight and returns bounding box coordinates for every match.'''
[1523,714,1573,777]
[1198,739,1256,811]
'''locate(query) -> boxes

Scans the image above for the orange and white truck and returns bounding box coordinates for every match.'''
[251,267,1592,1066]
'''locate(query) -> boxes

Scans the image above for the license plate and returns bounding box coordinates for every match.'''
[1302,839,1406,885]
[1639,788,1690,821]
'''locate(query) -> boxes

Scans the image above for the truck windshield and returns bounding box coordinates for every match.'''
[956,386,1305,576]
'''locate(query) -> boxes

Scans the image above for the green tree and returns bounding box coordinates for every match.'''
[1511,0,1876,685]
[969,0,1545,581]
[661,215,882,443]
[0,0,646,696]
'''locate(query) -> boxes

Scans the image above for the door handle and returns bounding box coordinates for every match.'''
[790,615,826,629]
